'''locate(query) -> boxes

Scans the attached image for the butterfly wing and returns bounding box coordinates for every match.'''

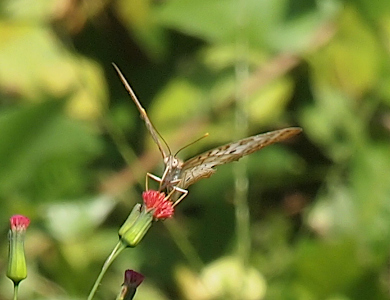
[113,63,168,158]
[179,127,302,188]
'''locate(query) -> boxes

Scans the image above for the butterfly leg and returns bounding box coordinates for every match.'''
[146,173,188,205]
[171,186,188,207]
[158,165,172,190]
[146,172,163,191]
[165,187,186,204]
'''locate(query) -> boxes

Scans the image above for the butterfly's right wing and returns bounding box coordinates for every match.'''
[113,63,168,158]
[178,165,216,189]
[179,127,302,189]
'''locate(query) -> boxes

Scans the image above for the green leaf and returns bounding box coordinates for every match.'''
[0,101,102,200]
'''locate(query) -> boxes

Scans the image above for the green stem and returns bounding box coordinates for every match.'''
[87,241,127,300]
[102,117,138,167]
[232,0,251,299]
[13,284,18,300]
[115,286,136,300]
[234,0,251,267]
[164,219,204,272]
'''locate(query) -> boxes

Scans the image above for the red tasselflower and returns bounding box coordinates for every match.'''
[10,215,30,232]
[142,190,174,219]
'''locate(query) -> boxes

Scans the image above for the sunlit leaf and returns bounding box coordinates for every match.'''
[0,22,107,120]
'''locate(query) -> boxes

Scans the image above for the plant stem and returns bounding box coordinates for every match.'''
[234,0,251,267]
[164,219,204,272]
[13,284,19,300]
[87,241,127,300]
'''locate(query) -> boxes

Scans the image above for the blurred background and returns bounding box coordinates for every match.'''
[1,0,390,299]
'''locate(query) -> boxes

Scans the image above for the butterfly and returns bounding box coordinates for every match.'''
[113,63,302,203]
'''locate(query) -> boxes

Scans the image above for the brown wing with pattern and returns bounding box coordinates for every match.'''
[179,127,302,188]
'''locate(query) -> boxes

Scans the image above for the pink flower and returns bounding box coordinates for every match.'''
[10,215,30,231]
[142,190,174,219]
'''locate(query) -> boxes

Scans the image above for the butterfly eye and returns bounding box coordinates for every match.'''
[171,158,179,168]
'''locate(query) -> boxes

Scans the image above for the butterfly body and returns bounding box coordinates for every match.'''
[160,156,183,190]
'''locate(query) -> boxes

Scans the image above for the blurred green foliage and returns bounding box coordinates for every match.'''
[1,0,390,299]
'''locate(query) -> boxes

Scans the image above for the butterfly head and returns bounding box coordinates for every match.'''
[163,155,181,170]
[160,155,183,189]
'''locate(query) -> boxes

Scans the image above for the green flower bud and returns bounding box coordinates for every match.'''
[120,208,153,248]
[118,203,142,237]
[119,191,174,247]
[7,215,30,285]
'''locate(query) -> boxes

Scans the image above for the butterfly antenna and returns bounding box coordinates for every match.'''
[112,63,171,157]
[175,133,209,156]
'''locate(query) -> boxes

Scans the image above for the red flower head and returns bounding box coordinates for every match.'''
[10,215,30,232]
[142,190,174,219]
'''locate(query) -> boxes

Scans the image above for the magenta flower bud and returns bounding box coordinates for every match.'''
[116,269,144,300]
[124,269,144,288]
[7,215,30,285]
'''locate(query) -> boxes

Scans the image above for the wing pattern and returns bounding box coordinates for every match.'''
[179,127,302,188]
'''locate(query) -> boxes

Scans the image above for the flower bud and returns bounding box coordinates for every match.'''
[116,269,144,300]
[7,215,30,285]
[120,207,153,248]
[118,203,142,237]
[119,190,174,248]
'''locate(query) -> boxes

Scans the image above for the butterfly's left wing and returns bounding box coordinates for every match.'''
[179,127,302,189]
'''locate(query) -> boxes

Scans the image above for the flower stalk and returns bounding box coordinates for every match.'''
[87,241,127,300]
